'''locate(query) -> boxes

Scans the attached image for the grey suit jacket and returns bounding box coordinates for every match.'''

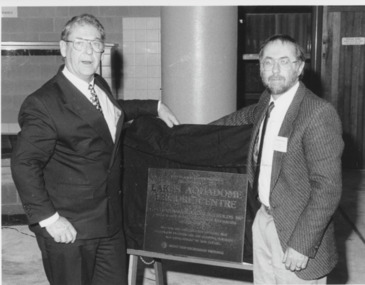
[212,82,344,279]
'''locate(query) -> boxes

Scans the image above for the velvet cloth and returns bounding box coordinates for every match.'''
[122,117,255,262]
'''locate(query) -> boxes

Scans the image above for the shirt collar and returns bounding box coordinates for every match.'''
[62,66,94,90]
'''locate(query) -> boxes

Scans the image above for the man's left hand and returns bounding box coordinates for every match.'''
[283,247,309,272]
[158,102,179,128]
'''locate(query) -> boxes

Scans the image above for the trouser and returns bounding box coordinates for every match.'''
[36,229,128,285]
[252,205,327,284]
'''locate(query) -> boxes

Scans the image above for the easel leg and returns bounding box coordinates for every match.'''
[129,255,139,285]
[154,258,164,285]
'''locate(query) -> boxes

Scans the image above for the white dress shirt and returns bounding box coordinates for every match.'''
[62,67,121,142]
[258,82,299,207]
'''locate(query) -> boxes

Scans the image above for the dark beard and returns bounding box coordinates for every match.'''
[261,73,298,95]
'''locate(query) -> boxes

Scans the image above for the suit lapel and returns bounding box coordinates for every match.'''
[270,82,306,190]
[94,76,125,169]
[56,71,114,147]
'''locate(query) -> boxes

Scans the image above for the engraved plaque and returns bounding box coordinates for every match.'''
[143,168,248,263]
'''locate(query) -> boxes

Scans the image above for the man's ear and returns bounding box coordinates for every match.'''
[297,60,305,78]
[59,40,67,57]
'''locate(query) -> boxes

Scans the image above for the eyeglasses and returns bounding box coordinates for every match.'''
[261,57,298,71]
[64,38,104,53]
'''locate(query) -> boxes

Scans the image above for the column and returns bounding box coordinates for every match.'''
[161,6,238,124]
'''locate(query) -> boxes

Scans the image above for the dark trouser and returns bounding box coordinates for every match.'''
[36,229,128,285]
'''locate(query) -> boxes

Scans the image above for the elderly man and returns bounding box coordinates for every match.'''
[11,14,178,285]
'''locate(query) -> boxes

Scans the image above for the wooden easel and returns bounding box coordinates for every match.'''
[127,249,253,285]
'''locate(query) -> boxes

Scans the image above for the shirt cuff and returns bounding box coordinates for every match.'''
[39,212,60,228]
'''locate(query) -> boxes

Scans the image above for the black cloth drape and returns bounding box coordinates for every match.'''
[122,117,256,263]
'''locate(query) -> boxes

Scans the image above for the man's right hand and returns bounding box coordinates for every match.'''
[46,216,77,243]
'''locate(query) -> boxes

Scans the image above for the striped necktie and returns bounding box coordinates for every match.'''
[88,84,103,113]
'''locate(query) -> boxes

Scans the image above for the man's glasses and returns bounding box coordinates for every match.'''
[65,38,104,53]
[261,57,298,71]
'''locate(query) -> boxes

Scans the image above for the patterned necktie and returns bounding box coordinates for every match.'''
[88,84,103,113]
[253,102,275,191]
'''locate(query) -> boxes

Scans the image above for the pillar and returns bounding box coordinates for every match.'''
[161,6,238,124]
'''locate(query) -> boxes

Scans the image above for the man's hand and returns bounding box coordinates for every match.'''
[283,247,309,272]
[158,102,179,128]
[46,216,77,243]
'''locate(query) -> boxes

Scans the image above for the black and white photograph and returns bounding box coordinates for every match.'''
[1,2,364,284]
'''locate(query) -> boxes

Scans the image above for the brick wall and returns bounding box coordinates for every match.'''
[1,6,162,217]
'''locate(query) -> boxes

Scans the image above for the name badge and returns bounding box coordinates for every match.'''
[274,136,288,153]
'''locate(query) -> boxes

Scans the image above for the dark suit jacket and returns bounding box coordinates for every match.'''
[11,66,158,240]
[212,82,344,280]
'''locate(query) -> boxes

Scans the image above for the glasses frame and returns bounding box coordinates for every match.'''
[64,38,105,53]
[261,57,299,71]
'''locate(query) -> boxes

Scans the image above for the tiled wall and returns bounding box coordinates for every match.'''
[121,17,161,100]
[1,6,162,216]
[1,9,163,129]
[1,43,116,134]
[1,48,64,134]
[2,158,23,216]
[1,7,162,124]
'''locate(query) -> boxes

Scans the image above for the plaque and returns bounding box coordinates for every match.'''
[143,168,248,263]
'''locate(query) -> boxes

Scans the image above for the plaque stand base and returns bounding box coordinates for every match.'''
[127,249,253,285]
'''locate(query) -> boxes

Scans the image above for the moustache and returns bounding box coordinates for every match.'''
[268,76,285,81]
